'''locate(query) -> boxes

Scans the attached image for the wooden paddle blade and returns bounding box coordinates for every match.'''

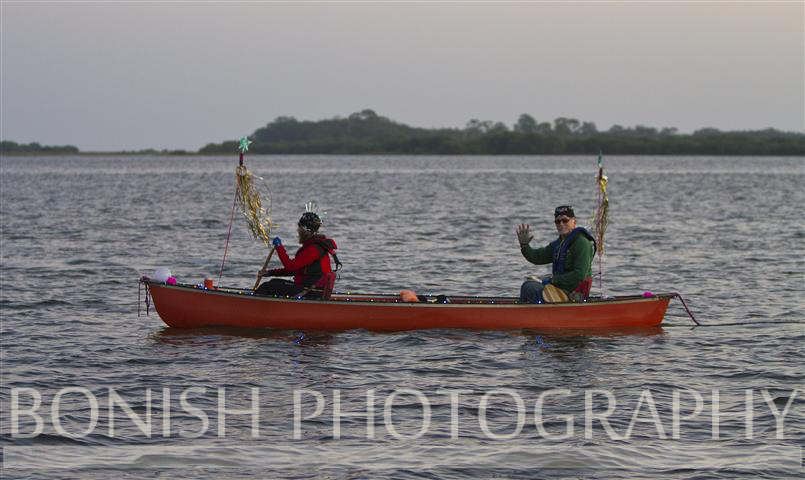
[542,284,569,303]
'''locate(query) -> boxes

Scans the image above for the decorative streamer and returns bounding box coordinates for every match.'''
[218,136,274,287]
[235,137,273,246]
[591,151,609,294]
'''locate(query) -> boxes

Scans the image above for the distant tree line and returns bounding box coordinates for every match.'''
[200,110,805,155]
[5,111,804,155]
[1,140,192,156]
[1,141,79,154]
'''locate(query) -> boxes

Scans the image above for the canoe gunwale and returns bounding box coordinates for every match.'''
[141,280,674,308]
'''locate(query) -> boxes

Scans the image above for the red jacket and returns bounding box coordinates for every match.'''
[268,236,337,287]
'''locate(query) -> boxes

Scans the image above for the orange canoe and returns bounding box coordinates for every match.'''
[142,280,673,331]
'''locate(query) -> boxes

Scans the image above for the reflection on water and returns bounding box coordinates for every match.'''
[150,326,338,346]
[522,325,665,339]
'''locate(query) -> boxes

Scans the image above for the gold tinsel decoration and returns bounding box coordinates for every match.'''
[236,165,273,246]
[591,152,609,256]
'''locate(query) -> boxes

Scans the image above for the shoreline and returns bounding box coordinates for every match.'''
[3,151,805,157]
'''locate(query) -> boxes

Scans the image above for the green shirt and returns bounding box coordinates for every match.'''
[521,234,594,293]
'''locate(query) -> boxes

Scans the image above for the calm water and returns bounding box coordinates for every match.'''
[1,155,803,478]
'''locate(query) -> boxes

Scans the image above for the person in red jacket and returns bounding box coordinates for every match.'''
[255,212,339,298]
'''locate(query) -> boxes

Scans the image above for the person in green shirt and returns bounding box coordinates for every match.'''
[516,205,596,303]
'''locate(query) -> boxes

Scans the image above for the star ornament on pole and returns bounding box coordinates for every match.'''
[238,136,253,153]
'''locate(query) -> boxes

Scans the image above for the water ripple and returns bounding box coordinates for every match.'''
[2,155,803,478]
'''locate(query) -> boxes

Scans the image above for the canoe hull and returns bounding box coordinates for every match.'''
[145,282,671,331]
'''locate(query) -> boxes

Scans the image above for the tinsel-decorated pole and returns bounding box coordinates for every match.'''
[234,136,273,247]
[217,136,275,288]
[592,151,609,294]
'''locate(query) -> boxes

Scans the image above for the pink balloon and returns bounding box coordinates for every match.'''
[166,277,177,285]
[642,291,654,297]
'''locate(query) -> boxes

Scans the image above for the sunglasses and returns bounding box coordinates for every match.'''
[555,217,573,225]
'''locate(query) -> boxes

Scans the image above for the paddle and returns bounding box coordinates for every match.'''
[253,246,276,290]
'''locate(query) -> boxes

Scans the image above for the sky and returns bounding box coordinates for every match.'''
[1,1,803,151]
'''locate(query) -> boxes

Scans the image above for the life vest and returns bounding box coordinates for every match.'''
[549,227,596,298]
[300,237,341,287]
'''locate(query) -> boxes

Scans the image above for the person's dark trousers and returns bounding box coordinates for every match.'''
[519,280,545,303]
[256,279,304,297]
